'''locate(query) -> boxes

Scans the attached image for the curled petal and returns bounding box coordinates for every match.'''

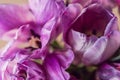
[0,25,31,60]
[0,50,29,80]
[82,30,120,65]
[40,17,57,48]
[101,31,120,62]
[104,17,119,35]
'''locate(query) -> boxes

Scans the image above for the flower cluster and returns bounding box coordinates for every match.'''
[0,0,120,80]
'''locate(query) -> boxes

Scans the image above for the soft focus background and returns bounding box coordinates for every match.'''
[0,0,27,4]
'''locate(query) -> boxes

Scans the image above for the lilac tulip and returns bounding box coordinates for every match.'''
[62,3,120,65]
[0,0,65,48]
[0,0,65,60]
[0,48,74,80]
[96,63,120,80]
[0,0,72,80]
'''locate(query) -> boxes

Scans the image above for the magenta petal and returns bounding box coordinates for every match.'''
[62,3,82,33]
[29,0,65,24]
[0,4,34,36]
[55,49,74,68]
[43,49,73,80]
[43,54,70,80]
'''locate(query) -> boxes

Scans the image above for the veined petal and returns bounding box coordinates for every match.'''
[68,30,87,52]
[0,4,34,36]
[29,0,65,24]
[82,37,108,65]
[68,30,98,64]
[82,29,120,65]
[82,30,120,65]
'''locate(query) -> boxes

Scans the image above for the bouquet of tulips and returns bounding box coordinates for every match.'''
[0,0,120,80]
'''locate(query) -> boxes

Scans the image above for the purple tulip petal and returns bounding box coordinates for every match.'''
[62,3,82,34]
[43,55,69,80]
[0,50,29,80]
[104,17,119,36]
[55,49,74,68]
[82,37,108,65]
[82,30,120,65]
[28,0,65,24]
[68,30,98,64]
[0,4,34,37]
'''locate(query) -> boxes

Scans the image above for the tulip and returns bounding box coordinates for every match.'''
[62,3,120,65]
[0,48,74,80]
[0,0,65,60]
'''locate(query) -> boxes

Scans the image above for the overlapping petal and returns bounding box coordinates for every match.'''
[0,25,32,60]
[43,49,74,80]
[0,49,29,80]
